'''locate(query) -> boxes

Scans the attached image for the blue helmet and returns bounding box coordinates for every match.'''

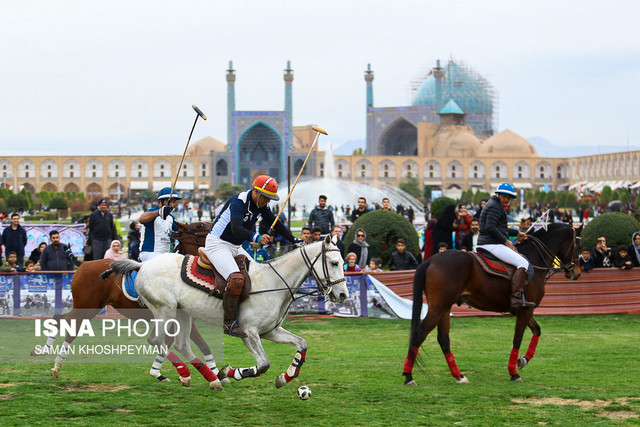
[157,187,182,200]
[495,182,517,198]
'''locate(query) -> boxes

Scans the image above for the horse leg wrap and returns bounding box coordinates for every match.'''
[228,366,259,381]
[524,335,539,361]
[284,351,306,382]
[167,352,191,378]
[191,357,218,382]
[403,346,420,374]
[444,352,461,379]
[508,348,519,376]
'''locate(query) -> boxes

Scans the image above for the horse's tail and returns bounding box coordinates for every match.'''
[409,259,430,349]
[109,259,142,277]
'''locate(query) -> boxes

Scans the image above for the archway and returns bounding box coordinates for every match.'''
[379,118,417,156]
[238,123,282,186]
[86,183,102,200]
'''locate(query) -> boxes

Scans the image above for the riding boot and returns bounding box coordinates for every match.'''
[223,273,247,338]
[511,268,536,310]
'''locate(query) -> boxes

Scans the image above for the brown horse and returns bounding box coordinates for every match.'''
[41,221,215,381]
[403,222,582,385]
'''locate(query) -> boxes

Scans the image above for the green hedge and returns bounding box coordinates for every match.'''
[430,196,457,219]
[582,212,640,250]
[344,209,419,267]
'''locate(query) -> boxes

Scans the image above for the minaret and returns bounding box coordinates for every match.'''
[283,60,294,184]
[364,63,374,155]
[433,59,444,124]
[226,61,236,150]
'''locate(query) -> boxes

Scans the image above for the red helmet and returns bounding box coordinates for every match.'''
[252,175,280,201]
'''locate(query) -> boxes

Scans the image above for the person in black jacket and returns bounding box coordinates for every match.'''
[88,199,118,260]
[388,239,418,271]
[477,183,534,310]
[592,236,612,268]
[432,204,456,254]
[629,232,640,267]
[40,230,74,271]
[1,213,28,265]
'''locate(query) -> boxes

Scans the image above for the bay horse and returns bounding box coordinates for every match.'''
[38,221,217,382]
[403,222,582,385]
[109,234,348,389]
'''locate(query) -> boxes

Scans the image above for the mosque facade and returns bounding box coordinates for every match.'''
[1,60,638,201]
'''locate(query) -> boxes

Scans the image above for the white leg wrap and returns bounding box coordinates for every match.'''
[234,366,258,380]
[286,352,304,378]
[53,342,71,365]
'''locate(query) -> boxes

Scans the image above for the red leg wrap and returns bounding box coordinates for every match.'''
[403,346,420,374]
[191,357,218,382]
[508,348,519,376]
[524,335,539,361]
[444,352,461,379]
[168,352,191,378]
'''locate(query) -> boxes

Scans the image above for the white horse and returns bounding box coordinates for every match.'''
[110,234,348,389]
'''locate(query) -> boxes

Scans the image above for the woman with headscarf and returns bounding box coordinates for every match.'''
[104,240,127,261]
[432,204,456,255]
[347,227,370,267]
[630,232,640,267]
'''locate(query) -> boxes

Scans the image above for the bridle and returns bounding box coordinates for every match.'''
[173,222,211,254]
[299,240,346,296]
[522,226,579,278]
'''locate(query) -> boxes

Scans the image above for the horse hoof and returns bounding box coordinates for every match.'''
[517,356,528,370]
[510,374,523,382]
[179,375,191,387]
[275,373,287,388]
[157,375,171,382]
[31,349,42,356]
[221,378,231,384]
[209,379,223,390]
[218,365,231,380]
[50,368,59,379]
[404,380,417,386]
[457,375,470,384]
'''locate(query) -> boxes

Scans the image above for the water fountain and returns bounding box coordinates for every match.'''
[276,146,425,222]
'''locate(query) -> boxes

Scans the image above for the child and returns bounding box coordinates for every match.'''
[579,248,594,272]
[364,257,383,273]
[437,242,449,253]
[388,239,418,271]
[25,260,37,272]
[0,251,26,272]
[241,240,270,262]
[614,245,634,270]
[344,252,362,272]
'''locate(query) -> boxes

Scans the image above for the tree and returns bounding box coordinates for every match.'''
[600,185,613,205]
[216,182,245,202]
[582,212,640,250]
[7,194,28,210]
[398,177,421,199]
[49,196,69,210]
[423,185,432,201]
[430,196,456,219]
[619,188,631,204]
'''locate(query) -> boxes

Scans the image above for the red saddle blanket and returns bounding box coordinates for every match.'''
[180,254,251,301]
[469,252,513,280]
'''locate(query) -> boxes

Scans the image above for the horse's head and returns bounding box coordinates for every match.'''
[302,235,349,303]
[173,221,212,256]
[536,222,582,280]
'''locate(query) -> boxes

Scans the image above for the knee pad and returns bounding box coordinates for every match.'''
[227,272,244,296]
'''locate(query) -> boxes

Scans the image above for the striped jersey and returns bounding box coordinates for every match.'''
[210,191,275,245]
[140,206,178,254]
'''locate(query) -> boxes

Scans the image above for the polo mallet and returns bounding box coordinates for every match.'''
[169,105,207,199]
[269,125,327,233]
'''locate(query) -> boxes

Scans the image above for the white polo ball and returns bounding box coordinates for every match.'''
[297,385,312,400]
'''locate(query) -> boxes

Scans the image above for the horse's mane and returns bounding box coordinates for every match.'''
[515,222,573,255]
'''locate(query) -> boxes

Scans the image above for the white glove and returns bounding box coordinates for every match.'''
[159,206,173,220]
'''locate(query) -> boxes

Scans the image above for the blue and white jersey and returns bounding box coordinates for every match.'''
[140,206,178,254]
[210,191,274,246]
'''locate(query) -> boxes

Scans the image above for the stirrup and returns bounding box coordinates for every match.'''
[224,321,247,338]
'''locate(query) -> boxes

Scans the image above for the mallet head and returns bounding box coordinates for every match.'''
[192,105,207,120]
[311,125,327,135]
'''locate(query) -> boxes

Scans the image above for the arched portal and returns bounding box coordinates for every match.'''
[238,123,282,186]
[379,118,417,156]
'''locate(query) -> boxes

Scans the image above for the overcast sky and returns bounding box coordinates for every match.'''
[1,0,638,156]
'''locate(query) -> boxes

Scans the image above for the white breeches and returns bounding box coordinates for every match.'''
[204,234,251,281]
[477,243,529,269]
[140,251,163,262]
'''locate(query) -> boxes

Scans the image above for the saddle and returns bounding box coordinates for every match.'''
[180,250,251,301]
[469,249,514,280]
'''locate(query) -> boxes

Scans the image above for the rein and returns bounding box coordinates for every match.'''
[519,227,577,279]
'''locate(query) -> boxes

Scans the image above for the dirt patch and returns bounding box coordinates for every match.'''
[513,397,639,420]
[59,383,132,392]
[115,408,134,414]
[0,394,12,399]
[0,383,18,388]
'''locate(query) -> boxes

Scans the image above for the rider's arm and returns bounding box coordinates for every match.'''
[139,208,159,224]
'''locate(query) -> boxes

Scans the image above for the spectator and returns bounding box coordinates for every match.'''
[432,204,456,255]
[344,252,362,272]
[614,245,633,270]
[311,227,323,242]
[300,227,312,245]
[331,225,345,256]
[460,218,480,252]
[630,232,640,267]
[579,248,594,272]
[388,239,418,271]
[454,204,473,249]
[519,217,532,233]
[25,259,37,272]
[407,206,415,223]
[1,213,28,265]
[592,236,612,268]
[104,240,127,261]
[308,195,335,235]
[88,199,118,260]
[0,251,26,272]
[473,199,488,221]
[422,218,437,261]
[127,221,141,261]
[364,257,383,273]
[40,230,74,271]
[29,242,47,265]
[347,227,370,267]
[437,242,449,252]
[381,198,394,211]
[351,197,369,222]
[341,225,349,241]
[241,241,270,262]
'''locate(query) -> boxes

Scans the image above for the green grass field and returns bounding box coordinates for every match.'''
[1,315,639,426]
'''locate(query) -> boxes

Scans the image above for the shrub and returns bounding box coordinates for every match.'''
[344,209,420,266]
[69,201,89,213]
[582,212,640,250]
[430,196,456,219]
[49,196,68,210]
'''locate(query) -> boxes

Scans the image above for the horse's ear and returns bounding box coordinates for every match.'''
[324,234,332,245]
[575,224,583,237]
